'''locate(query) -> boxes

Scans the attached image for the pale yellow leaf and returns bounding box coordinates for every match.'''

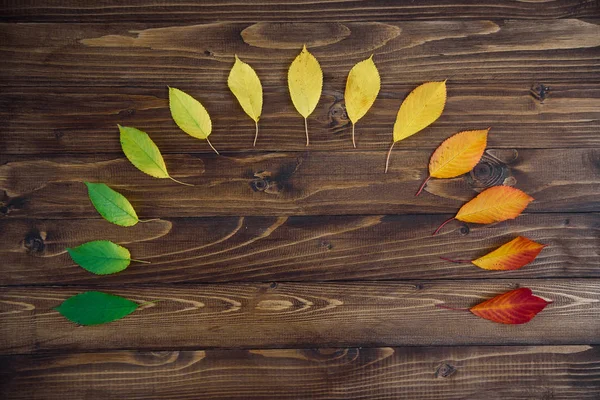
[288,45,323,146]
[228,55,262,122]
[345,55,380,147]
[228,55,263,145]
[288,45,323,118]
[393,81,447,143]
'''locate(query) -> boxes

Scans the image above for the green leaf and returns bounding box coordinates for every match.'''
[85,182,138,227]
[169,87,219,154]
[119,125,192,186]
[55,291,140,326]
[67,240,135,275]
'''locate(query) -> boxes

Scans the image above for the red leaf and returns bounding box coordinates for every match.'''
[470,288,550,324]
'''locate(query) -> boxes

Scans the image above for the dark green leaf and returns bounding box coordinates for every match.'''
[55,291,139,326]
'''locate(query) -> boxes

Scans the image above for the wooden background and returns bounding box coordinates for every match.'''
[1,1,600,398]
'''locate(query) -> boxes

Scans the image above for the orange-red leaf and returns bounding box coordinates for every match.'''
[469,288,550,324]
[472,236,546,270]
[430,129,488,178]
[433,186,534,235]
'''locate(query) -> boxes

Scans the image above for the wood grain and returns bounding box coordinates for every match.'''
[2,0,599,22]
[1,214,598,285]
[1,280,599,353]
[2,20,600,89]
[1,149,598,218]
[2,83,599,154]
[1,346,599,399]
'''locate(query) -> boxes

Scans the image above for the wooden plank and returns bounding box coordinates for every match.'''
[1,214,598,285]
[1,149,598,218]
[1,20,600,89]
[1,280,599,353]
[2,84,599,154]
[1,346,599,399]
[2,0,599,22]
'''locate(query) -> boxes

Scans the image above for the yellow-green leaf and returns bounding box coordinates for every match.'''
[169,87,218,154]
[228,55,263,146]
[385,81,447,172]
[119,125,192,186]
[288,45,323,145]
[345,55,380,148]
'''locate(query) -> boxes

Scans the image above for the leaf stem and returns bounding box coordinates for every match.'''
[384,141,396,173]
[435,304,471,312]
[131,259,151,264]
[169,176,194,186]
[206,138,220,155]
[352,123,356,148]
[253,120,259,147]
[432,217,455,236]
[440,256,472,264]
[139,218,160,223]
[415,175,431,196]
[304,117,309,146]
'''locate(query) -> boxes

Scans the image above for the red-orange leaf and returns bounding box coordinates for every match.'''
[416,128,489,196]
[433,186,534,235]
[441,236,546,271]
[470,288,550,324]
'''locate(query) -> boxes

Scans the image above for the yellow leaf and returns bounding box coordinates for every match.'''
[168,87,218,154]
[345,55,380,148]
[288,45,323,146]
[416,128,489,196]
[394,81,447,142]
[385,81,447,172]
[228,55,263,146]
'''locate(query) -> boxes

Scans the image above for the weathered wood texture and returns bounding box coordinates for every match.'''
[1,214,598,285]
[2,149,598,218]
[1,280,599,354]
[2,0,599,22]
[2,346,599,400]
[2,84,599,154]
[3,20,599,88]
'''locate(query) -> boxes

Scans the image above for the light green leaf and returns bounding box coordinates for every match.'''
[169,87,219,154]
[85,182,138,227]
[67,240,146,275]
[55,291,140,326]
[119,125,192,186]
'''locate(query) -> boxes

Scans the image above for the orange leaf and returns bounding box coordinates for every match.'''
[441,236,546,270]
[433,186,534,235]
[416,129,489,196]
[470,288,550,324]
[472,236,546,270]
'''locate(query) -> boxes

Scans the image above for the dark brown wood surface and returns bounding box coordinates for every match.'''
[1,1,599,398]
[2,346,599,400]
[1,213,598,284]
[2,280,599,354]
[2,0,600,22]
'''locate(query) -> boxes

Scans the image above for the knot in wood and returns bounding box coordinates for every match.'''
[435,363,456,378]
[530,83,550,103]
[467,152,513,191]
[24,230,45,255]
[250,171,282,194]
[327,99,349,131]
